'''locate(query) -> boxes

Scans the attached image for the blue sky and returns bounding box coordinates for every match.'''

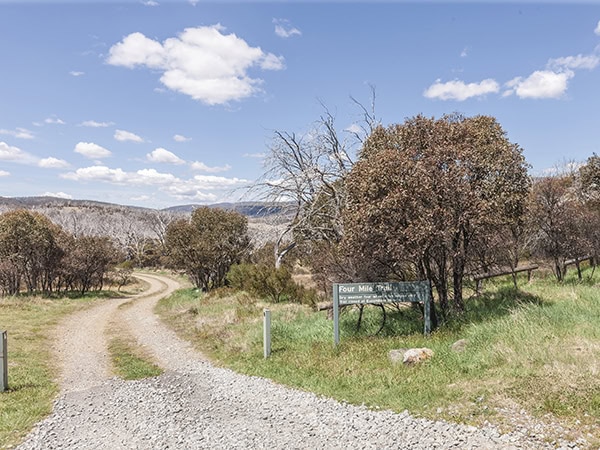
[0,1,599,209]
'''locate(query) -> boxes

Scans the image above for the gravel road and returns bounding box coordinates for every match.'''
[17,274,583,450]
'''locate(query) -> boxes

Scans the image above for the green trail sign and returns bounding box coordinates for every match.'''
[333,281,432,345]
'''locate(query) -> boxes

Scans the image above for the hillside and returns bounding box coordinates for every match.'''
[0,196,289,250]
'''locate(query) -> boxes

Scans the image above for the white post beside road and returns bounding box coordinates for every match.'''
[263,309,271,358]
[0,331,7,392]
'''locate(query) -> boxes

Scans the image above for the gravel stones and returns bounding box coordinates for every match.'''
[18,363,579,450]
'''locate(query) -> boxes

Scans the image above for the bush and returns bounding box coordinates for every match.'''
[228,263,304,304]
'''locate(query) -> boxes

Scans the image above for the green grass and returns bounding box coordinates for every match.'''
[107,330,162,380]
[156,268,600,445]
[0,295,96,449]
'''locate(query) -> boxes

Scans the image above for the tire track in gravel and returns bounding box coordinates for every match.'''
[53,274,175,393]
[119,273,205,371]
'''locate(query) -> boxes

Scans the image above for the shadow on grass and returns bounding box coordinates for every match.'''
[339,286,547,338]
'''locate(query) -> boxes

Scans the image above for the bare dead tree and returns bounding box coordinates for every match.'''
[251,94,378,268]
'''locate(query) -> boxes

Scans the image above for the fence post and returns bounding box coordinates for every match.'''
[0,331,7,392]
[263,309,271,358]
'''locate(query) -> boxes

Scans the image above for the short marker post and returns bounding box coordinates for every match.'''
[0,331,7,392]
[263,309,271,358]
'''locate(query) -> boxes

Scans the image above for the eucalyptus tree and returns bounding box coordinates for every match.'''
[165,207,250,290]
[343,114,531,314]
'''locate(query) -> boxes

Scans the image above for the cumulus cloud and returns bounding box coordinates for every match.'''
[62,165,180,186]
[70,71,85,77]
[548,54,600,71]
[80,120,114,128]
[142,0,158,5]
[45,116,66,125]
[503,70,574,99]
[0,128,34,139]
[423,78,499,101]
[190,161,231,173]
[173,134,191,142]
[74,142,112,159]
[38,157,70,169]
[345,124,362,134]
[42,191,72,199]
[107,25,285,105]
[273,18,302,38]
[595,20,600,35]
[147,148,185,165]
[61,164,247,202]
[460,47,468,58]
[243,152,266,159]
[0,141,33,163]
[0,170,9,177]
[114,129,144,143]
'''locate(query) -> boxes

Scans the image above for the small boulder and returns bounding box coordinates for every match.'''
[450,339,469,353]
[388,348,408,365]
[403,347,434,365]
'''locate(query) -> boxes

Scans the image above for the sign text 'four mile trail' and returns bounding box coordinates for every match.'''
[333,281,432,345]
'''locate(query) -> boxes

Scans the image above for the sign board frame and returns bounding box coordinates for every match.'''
[332,281,432,345]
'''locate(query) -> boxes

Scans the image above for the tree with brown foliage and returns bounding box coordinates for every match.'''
[343,114,530,315]
[0,210,64,295]
[165,207,250,291]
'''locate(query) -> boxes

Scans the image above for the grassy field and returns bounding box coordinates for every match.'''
[0,281,148,449]
[156,268,600,446]
[0,295,98,448]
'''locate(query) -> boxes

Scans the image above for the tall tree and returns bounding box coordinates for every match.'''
[343,114,530,314]
[0,210,64,295]
[165,207,250,290]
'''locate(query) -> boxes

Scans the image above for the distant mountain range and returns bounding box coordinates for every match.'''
[163,202,291,217]
[0,196,290,218]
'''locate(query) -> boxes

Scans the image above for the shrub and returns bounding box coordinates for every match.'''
[228,263,304,304]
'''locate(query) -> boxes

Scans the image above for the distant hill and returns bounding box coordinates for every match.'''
[0,196,290,249]
[0,197,290,218]
[162,201,292,218]
[0,196,153,212]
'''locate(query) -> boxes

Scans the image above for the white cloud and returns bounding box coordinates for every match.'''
[80,120,114,128]
[595,20,600,36]
[190,161,231,173]
[62,166,128,183]
[243,152,266,158]
[70,71,85,77]
[345,124,362,134]
[173,134,191,142]
[504,70,574,99]
[38,157,70,169]
[107,25,285,105]
[61,164,247,202]
[147,148,185,165]
[42,191,73,199]
[45,116,66,125]
[131,194,151,201]
[74,142,112,159]
[0,141,31,162]
[548,54,600,71]
[142,0,158,5]
[460,47,468,58]
[0,170,9,177]
[62,166,180,186]
[0,127,34,139]
[273,18,302,38]
[423,78,499,101]
[114,129,144,143]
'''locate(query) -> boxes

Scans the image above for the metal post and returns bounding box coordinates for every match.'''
[0,331,7,392]
[263,309,271,358]
[333,284,340,346]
